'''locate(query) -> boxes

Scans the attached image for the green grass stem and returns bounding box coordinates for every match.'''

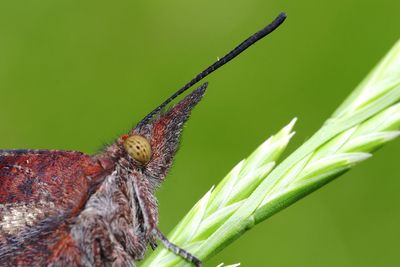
[142,39,400,267]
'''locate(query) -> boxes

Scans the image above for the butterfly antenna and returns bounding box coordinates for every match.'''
[137,12,287,127]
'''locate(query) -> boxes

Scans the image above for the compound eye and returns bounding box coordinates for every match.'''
[123,135,152,164]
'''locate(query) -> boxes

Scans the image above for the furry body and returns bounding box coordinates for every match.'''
[0,13,287,266]
[0,86,206,266]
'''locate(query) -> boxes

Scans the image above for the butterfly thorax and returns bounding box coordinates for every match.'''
[0,85,207,266]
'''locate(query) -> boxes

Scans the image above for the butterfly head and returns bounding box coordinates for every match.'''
[122,135,152,165]
[107,83,208,181]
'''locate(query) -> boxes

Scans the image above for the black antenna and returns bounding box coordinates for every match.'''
[137,12,287,127]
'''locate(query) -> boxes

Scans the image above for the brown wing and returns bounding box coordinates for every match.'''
[0,149,107,265]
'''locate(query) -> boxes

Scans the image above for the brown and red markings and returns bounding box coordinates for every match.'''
[0,87,206,266]
[0,150,104,207]
[0,150,113,265]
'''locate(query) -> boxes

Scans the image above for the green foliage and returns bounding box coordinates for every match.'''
[142,39,400,267]
[1,2,400,266]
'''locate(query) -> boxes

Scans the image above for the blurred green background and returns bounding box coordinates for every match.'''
[1,1,399,266]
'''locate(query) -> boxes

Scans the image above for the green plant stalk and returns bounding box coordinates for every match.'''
[142,39,400,266]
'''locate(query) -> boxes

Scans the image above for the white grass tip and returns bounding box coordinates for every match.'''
[216,263,241,267]
[283,117,298,133]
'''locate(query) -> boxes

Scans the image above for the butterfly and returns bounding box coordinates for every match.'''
[0,13,286,267]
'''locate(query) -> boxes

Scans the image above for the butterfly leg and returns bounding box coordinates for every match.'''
[154,228,202,267]
[129,171,158,238]
[129,171,201,266]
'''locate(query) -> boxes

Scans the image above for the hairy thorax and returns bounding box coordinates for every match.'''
[58,164,150,267]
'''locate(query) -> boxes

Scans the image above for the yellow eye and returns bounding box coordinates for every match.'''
[123,135,152,164]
